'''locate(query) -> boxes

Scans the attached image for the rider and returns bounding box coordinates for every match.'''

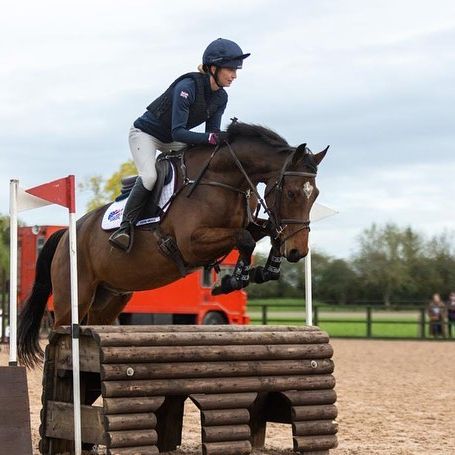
[109,38,250,251]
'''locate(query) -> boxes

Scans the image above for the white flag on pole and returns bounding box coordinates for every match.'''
[16,187,53,212]
[310,202,338,223]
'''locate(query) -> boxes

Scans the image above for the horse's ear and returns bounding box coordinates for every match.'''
[313,145,329,165]
[292,143,307,165]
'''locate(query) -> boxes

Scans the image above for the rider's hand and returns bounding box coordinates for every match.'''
[208,132,229,145]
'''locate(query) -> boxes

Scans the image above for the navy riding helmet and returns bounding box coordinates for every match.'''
[203,38,250,69]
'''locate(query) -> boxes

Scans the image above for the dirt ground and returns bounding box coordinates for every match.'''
[1,338,454,455]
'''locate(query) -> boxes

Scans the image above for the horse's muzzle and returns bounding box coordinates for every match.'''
[287,249,304,263]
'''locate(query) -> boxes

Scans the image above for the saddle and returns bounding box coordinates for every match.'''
[102,148,208,277]
[118,157,174,220]
[102,154,179,230]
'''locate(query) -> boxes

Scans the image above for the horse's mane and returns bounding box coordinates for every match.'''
[225,122,320,173]
[226,122,290,150]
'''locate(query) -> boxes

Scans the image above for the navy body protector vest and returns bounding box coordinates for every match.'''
[147,72,221,130]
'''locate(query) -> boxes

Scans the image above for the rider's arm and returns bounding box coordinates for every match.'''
[171,79,210,144]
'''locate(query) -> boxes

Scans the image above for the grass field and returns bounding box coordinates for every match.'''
[247,298,453,339]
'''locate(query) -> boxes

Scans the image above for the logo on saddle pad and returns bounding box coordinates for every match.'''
[101,167,176,231]
[107,208,123,222]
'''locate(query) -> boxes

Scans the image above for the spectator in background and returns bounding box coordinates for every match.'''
[446,291,455,338]
[427,293,446,338]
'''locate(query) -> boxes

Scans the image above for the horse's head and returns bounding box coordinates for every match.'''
[265,144,328,262]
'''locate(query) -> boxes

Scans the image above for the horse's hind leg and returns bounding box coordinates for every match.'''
[87,285,132,325]
[53,283,95,327]
[51,230,97,327]
[52,271,97,328]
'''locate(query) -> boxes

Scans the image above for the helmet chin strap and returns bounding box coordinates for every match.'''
[209,67,224,89]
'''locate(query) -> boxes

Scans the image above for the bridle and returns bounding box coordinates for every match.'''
[186,140,318,247]
[264,147,317,245]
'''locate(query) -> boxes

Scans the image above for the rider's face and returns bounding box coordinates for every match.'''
[210,66,237,88]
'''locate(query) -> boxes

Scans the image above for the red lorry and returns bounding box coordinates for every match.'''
[18,225,250,325]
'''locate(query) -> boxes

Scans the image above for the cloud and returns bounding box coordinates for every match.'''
[313,160,455,256]
[1,0,454,259]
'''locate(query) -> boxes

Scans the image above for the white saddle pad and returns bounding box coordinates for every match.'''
[101,168,176,230]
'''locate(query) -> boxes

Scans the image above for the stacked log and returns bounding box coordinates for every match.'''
[39,325,338,455]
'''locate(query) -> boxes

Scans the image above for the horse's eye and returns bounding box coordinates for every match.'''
[287,190,295,199]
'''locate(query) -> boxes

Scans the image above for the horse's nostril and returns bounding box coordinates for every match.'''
[288,249,302,263]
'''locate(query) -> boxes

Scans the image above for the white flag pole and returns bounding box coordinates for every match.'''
[8,179,19,365]
[67,177,82,455]
[304,247,313,326]
[304,203,338,326]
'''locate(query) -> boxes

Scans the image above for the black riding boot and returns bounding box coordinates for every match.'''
[108,177,151,252]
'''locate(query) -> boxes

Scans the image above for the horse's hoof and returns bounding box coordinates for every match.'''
[211,286,224,296]
[250,266,267,284]
[211,275,242,295]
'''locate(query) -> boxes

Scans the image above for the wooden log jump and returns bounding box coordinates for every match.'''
[39,325,338,455]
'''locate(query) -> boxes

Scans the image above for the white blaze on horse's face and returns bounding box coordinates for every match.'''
[303,181,313,199]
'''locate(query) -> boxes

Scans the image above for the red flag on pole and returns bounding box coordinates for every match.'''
[25,175,75,213]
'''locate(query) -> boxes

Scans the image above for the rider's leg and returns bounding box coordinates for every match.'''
[109,127,157,251]
[108,176,151,251]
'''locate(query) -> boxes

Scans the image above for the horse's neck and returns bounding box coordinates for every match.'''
[237,146,288,187]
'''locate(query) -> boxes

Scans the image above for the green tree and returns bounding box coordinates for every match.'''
[316,259,358,304]
[0,215,10,275]
[353,223,417,306]
[422,231,455,298]
[0,215,10,309]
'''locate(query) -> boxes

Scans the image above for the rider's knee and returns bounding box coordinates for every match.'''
[141,172,157,191]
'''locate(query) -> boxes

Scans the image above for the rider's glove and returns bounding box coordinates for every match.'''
[208,132,229,145]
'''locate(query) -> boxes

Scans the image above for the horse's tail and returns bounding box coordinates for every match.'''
[17,228,66,368]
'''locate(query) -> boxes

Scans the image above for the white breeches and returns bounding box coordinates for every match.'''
[128,126,186,190]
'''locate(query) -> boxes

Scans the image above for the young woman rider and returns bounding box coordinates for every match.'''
[109,38,250,251]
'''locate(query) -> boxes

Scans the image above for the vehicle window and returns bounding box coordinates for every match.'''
[201,268,212,288]
[219,266,234,278]
[37,236,46,256]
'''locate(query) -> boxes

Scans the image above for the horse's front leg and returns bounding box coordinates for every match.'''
[249,245,283,284]
[211,229,256,295]
[188,227,256,295]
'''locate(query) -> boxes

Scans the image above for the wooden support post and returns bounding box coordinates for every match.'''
[419,308,426,339]
[0,367,33,455]
[262,305,268,325]
[366,306,372,338]
[155,396,185,452]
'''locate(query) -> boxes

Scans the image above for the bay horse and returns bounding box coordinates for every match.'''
[18,122,327,367]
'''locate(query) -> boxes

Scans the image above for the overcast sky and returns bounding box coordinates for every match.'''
[1,0,454,258]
